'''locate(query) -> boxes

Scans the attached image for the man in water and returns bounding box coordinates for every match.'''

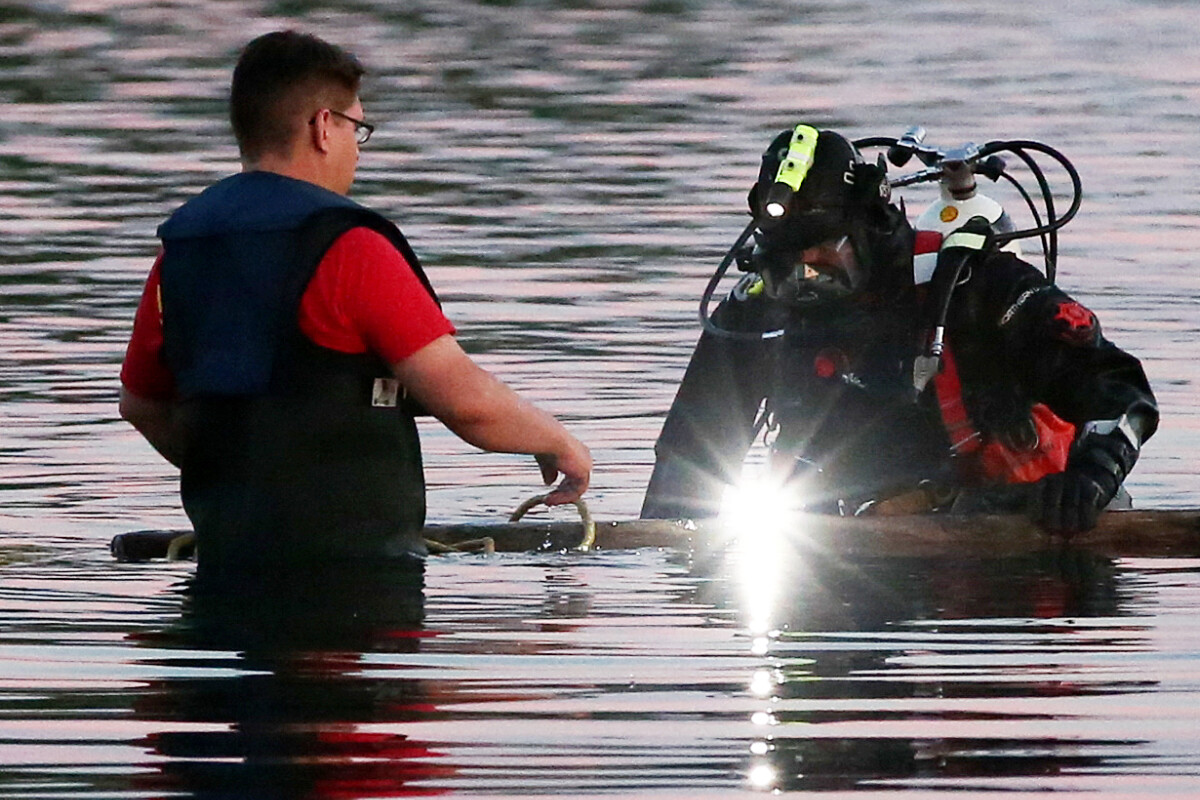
[119,31,591,573]
[641,124,1157,535]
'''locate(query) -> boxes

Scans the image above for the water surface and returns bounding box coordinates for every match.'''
[2,0,1199,795]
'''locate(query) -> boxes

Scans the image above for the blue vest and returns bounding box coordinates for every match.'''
[158,172,434,571]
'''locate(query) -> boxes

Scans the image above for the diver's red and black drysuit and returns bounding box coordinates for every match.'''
[640,229,1158,531]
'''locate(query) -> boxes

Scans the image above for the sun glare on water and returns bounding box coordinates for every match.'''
[720,477,799,639]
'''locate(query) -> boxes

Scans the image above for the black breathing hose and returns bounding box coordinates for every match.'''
[698,219,787,341]
[976,139,1082,248]
[698,135,1082,338]
[982,139,1082,283]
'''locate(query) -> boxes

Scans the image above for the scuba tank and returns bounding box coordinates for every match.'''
[891,126,1022,257]
[860,125,1081,281]
[859,126,1082,387]
[913,165,1021,258]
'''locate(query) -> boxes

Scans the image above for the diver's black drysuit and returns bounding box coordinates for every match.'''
[640,241,1158,524]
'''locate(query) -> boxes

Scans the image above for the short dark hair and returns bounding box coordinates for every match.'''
[230,31,365,162]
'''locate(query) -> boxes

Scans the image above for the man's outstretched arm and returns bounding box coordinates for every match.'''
[392,334,592,505]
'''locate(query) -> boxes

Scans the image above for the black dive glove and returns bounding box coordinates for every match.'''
[1029,429,1138,535]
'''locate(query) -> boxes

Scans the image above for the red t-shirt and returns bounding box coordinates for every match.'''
[120,227,455,400]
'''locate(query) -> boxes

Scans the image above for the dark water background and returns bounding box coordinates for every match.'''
[2,0,1200,796]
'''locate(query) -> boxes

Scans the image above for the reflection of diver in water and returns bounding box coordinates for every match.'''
[692,541,1138,791]
[132,562,455,798]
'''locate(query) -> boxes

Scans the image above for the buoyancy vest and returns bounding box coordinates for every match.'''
[933,346,1074,484]
[158,172,435,569]
[914,231,1075,486]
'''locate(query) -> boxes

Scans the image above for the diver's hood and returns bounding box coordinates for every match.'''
[746,127,914,305]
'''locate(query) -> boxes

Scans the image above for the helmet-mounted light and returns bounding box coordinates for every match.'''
[763,124,819,219]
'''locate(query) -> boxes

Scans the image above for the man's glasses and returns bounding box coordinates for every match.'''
[311,109,375,145]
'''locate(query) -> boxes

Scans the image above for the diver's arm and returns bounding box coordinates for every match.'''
[1028,305,1156,533]
[391,334,592,505]
[982,253,1159,532]
[980,253,1158,444]
[641,299,774,519]
[119,386,184,468]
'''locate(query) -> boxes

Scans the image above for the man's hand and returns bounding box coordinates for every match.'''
[536,439,592,506]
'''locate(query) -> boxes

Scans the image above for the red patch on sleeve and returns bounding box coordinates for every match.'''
[1051,300,1097,344]
[298,228,455,364]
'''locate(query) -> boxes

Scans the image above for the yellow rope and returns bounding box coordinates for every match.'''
[509,494,595,551]
[424,536,495,555]
[165,531,196,561]
[162,497,592,560]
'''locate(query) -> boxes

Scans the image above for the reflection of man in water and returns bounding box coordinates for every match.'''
[642,125,1157,535]
[136,564,456,797]
[118,31,590,575]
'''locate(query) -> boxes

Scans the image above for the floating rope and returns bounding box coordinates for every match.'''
[166,531,196,561]
[127,495,596,561]
[509,494,596,552]
[424,535,495,555]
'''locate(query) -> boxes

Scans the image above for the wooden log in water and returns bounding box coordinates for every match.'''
[110,509,1200,562]
[427,509,1200,558]
[752,509,1200,559]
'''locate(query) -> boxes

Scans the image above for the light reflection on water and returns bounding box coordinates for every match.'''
[2,0,1200,795]
[6,546,1200,795]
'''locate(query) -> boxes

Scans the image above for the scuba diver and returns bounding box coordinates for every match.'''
[640,124,1158,535]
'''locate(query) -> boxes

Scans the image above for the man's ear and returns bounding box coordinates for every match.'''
[309,109,332,154]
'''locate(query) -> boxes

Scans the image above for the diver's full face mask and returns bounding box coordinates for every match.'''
[754,231,865,306]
